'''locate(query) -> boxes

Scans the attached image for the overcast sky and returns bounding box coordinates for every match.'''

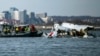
[0,0,100,16]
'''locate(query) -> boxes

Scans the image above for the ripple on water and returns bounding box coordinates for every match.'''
[0,37,99,56]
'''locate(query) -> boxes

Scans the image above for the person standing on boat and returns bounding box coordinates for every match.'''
[2,25,10,34]
[15,27,19,33]
[3,27,7,34]
[30,24,37,32]
[25,26,30,33]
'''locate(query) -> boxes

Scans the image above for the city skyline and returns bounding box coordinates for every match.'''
[0,0,100,16]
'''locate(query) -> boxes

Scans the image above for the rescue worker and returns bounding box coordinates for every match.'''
[3,27,7,34]
[25,26,30,32]
[7,27,10,33]
[15,27,19,33]
[30,24,37,32]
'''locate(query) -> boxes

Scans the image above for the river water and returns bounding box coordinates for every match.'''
[0,37,100,56]
[0,30,100,56]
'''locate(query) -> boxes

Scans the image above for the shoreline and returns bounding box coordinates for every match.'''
[35,25,52,30]
[35,25,100,30]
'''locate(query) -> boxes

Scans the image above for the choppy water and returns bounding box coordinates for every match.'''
[0,37,100,56]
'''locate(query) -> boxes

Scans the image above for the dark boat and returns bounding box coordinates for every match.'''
[0,24,43,37]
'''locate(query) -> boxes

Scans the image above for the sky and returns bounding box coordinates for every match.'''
[0,0,100,16]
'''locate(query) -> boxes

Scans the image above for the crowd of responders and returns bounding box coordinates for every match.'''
[0,24,37,35]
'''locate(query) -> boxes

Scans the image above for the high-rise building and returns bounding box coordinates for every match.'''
[30,12,35,18]
[23,10,29,24]
[2,11,12,24]
[0,13,5,20]
[19,10,29,24]
[12,11,20,24]
[2,11,11,20]
[29,12,37,24]
[13,11,20,20]
[10,7,19,20]
[19,11,24,24]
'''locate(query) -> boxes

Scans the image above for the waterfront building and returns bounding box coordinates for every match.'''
[9,7,20,24]
[0,13,5,20]
[2,11,12,24]
[10,7,19,19]
[29,12,38,24]
[2,11,11,20]
[36,13,47,18]
[19,11,24,24]
[23,10,29,24]
[19,10,29,24]
[13,11,20,20]
[35,13,48,23]
[0,13,9,24]
[41,17,48,23]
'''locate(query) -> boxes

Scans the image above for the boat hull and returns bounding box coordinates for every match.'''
[0,32,43,37]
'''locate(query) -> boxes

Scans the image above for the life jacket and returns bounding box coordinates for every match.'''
[25,27,30,32]
[3,28,7,32]
[27,27,30,32]
[7,28,10,32]
[16,27,19,31]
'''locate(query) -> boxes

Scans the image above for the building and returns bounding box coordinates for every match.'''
[13,11,20,20]
[41,17,48,23]
[10,7,20,20]
[2,11,11,20]
[23,10,29,24]
[29,12,37,24]
[0,13,9,24]
[0,13,5,20]
[19,10,29,24]
[36,13,47,18]
[36,13,48,23]
[19,11,24,24]
[11,11,20,24]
